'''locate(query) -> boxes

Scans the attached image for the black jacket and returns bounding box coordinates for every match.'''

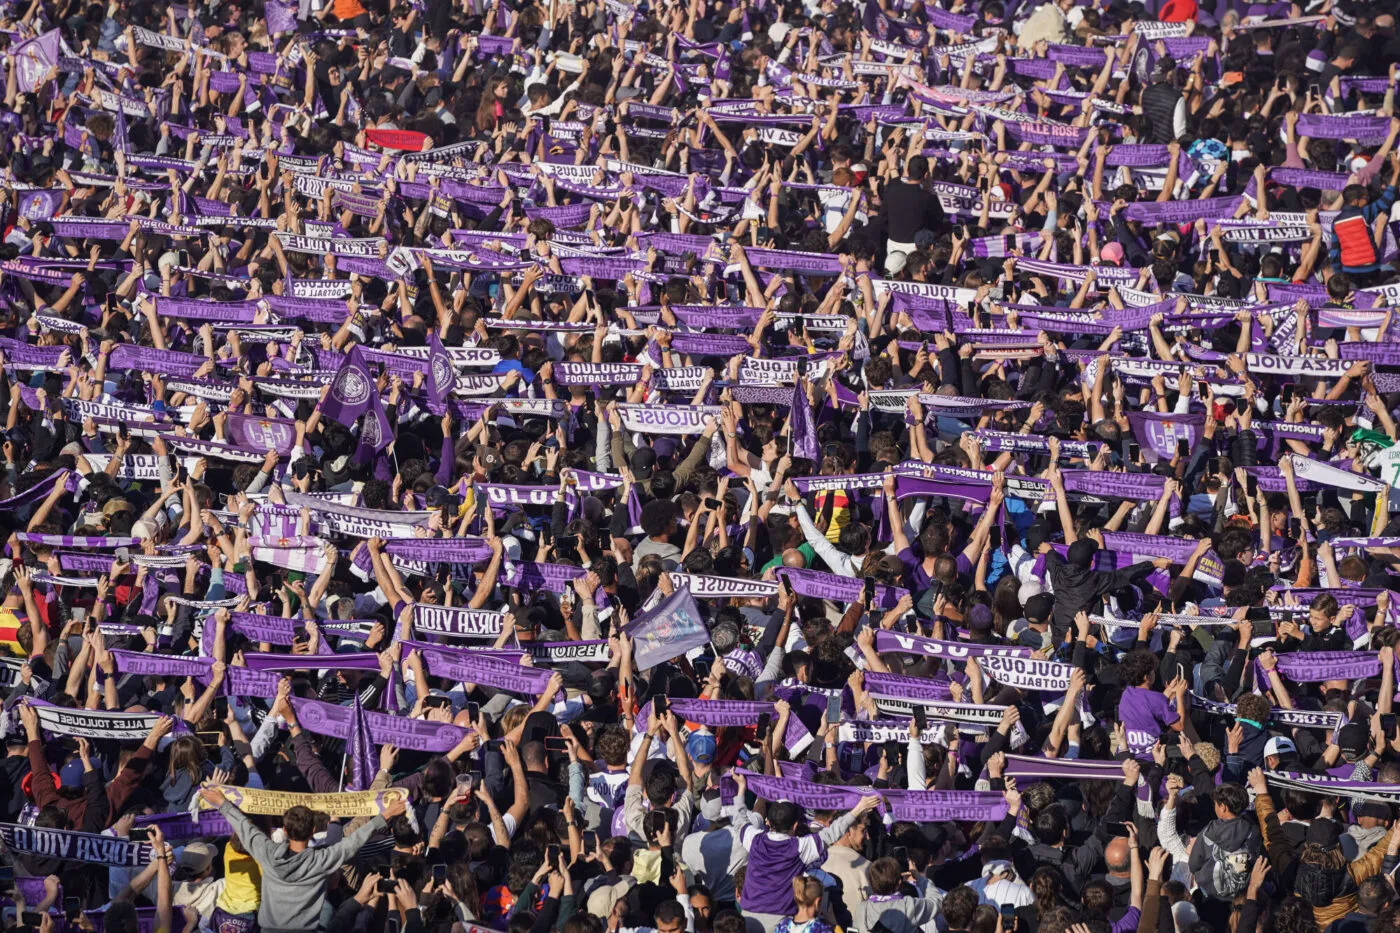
[1044,550,1158,635]
[1140,82,1181,144]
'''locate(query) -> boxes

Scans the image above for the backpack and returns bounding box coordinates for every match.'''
[1201,831,1253,898]
[1295,853,1353,907]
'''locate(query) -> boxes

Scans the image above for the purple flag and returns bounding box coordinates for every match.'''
[791,381,819,461]
[14,31,60,93]
[227,412,299,455]
[321,345,376,428]
[626,585,708,671]
[265,0,296,35]
[427,332,456,406]
[1124,411,1204,463]
[357,390,393,455]
[347,694,376,791]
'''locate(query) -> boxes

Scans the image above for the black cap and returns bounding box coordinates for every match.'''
[1024,593,1054,624]
[630,446,657,480]
[1305,819,1341,849]
[1338,722,1369,758]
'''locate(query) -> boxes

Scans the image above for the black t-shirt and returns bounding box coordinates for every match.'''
[879,180,946,244]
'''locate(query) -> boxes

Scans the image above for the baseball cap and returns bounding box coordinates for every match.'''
[1354,801,1392,820]
[1264,736,1296,758]
[1159,0,1197,20]
[1024,593,1054,625]
[425,485,461,510]
[59,758,86,788]
[177,841,218,875]
[1337,722,1369,759]
[1305,818,1340,849]
[631,446,657,481]
[475,445,504,474]
[686,732,717,765]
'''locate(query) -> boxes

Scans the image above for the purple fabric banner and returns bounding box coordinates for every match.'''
[401,640,560,697]
[1003,755,1125,780]
[347,694,377,790]
[777,567,907,610]
[289,697,472,752]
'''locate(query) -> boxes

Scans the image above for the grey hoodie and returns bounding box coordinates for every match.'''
[219,801,387,933]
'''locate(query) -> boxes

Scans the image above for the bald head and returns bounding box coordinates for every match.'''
[781,548,808,569]
[1105,837,1130,875]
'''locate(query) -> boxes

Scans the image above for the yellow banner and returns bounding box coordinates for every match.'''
[201,785,408,818]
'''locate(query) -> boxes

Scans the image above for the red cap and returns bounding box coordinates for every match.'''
[1159,0,1198,21]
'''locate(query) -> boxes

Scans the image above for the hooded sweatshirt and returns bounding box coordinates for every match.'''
[219,801,386,933]
[1186,814,1261,900]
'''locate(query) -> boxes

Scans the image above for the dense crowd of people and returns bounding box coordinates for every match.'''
[3,1,1400,933]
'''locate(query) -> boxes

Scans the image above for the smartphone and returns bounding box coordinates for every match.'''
[654,695,669,717]
[423,695,451,710]
[105,294,117,316]
[862,576,876,606]
[583,830,598,855]
[64,898,80,921]
[1127,441,1140,462]
[1002,903,1017,931]
[1107,822,1131,838]
[892,846,909,867]
[913,706,927,733]
[704,497,722,510]
[387,918,401,933]
[1383,714,1397,736]
[825,693,842,725]
[988,525,1002,551]
[1288,518,1302,540]
[543,437,559,449]
[796,356,809,376]
[1281,384,1295,404]
[544,737,570,752]
[292,624,308,642]
[546,844,561,864]
[781,574,795,598]
[1250,618,1274,638]
[178,249,190,267]
[755,713,772,741]
[21,913,42,928]
[556,534,578,549]
[377,878,399,894]
[1176,438,1189,458]
[433,864,447,884]
[196,731,222,749]
[1246,475,1258,497]
[129,827,150,842]
[212,696,229,720]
